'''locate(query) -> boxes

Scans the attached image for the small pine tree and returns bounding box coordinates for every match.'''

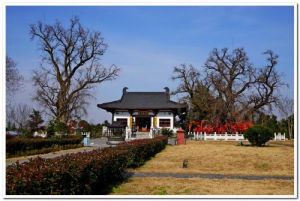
[28,109,44,132]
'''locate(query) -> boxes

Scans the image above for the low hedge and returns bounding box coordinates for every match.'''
[120,136,168,167]
[6,136,168,195]
[6,136,83,157]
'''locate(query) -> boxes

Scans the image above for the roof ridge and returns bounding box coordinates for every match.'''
[127,91,166,94]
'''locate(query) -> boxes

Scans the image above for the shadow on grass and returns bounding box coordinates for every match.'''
[236,141,293,148]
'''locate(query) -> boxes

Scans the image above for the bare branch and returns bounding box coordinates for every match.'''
[30,17,120,123]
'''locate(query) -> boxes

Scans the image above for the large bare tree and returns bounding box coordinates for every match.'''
[171,64,215,121]
[30,17,120,123]
[172,48,285,125]
[204,48,285,123]
[171,64,200,101]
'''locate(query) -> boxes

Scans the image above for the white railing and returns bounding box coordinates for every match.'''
[274,132,286,141]
[149,129,153,138]
[125,127,131,140]
[81,132,90,138]
[33,131,47,138]
[102,126,108,136]
[188,132,245,141]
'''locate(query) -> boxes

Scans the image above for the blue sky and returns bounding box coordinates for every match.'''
[6,6,294,123]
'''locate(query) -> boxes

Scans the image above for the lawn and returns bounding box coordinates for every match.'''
[111,140,294,195]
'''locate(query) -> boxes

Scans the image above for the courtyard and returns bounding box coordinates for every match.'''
[111,140,294,195]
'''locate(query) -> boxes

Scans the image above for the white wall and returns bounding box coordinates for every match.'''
[113,111,175,129]
[156,111,174,129]
[114,111,130,127]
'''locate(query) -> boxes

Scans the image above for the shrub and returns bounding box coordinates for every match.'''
[120,136,168,167]
[54,121,69,134]
[6,136,83,157]
[244,125,273,146]
[46,121,56,137]
[6,136,168,195]
[161,128,174,137]
[78,120,91,132]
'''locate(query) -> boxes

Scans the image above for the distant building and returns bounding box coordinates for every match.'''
[97,87,186,133]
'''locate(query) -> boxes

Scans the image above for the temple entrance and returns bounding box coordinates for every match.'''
[135,117,151,132]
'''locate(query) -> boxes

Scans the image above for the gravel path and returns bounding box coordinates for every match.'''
[124,172,293,181]
[6,138,110,167]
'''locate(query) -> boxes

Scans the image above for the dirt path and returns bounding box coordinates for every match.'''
[6,138,110,166]
[6,146,98,166]
[124,171,293,181]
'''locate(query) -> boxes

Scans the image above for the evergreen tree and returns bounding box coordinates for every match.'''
[28,109,44,132]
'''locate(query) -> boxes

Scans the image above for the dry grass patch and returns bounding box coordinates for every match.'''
[111,177,294,195]
[132,140,294,176]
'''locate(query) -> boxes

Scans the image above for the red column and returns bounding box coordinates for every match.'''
[177,128,185,145]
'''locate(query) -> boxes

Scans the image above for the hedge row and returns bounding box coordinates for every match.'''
[6,136,168,195]
[6,136,83,156]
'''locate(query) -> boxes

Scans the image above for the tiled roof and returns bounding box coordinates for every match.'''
[97,87,186,111]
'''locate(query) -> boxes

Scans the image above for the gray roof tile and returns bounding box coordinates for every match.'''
[97,89,186,111]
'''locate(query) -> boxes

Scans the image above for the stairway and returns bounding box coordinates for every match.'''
[132,132,151,139]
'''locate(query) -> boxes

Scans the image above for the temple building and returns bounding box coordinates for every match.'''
[97,87,186,134]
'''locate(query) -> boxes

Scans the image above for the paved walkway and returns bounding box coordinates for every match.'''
[124,172,293,181]
[6,138,110,166]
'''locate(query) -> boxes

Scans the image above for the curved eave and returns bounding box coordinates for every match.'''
[97,105,186,111]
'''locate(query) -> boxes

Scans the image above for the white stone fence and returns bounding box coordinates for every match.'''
[189,132,286,141]
[81,132,91,138]
[188,132,245,141]
[33,131,47,138]
[274,132,286,141]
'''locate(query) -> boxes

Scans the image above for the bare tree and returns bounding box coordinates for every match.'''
[171,64,217,121]
[204,48,285,123]
[171,64,200,101]
[7,104,32,130]
[6,56,23,97]
[277,96,294,139]
[30,17,120,123]
[172,48,285,126]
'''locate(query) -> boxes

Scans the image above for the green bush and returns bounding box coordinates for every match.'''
[244,125,273,146]
[6,136,168,195]
[54,121,68,134]
[46,121,56,137]
[6,136,83,157]
[161,128,174,137]
[120,136,168,167]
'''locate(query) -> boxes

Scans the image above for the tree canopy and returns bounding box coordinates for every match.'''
[172,48,286,125]
[30,17,120,123]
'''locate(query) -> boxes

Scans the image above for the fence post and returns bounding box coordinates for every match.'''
[200,132,202,140]
[214,132,217,140]
[149,129,153,139]
[236,132,239,141]
[204,132,206,141]
[224,132,227,141]
[125,128,129,140]
[274,133,276,141]
[284,133,286,141]
[129,128,132,139]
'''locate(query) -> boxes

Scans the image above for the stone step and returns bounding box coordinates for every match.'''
[131,132,151,139]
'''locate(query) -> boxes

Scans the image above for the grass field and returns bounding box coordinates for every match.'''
[111,140,294,195]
